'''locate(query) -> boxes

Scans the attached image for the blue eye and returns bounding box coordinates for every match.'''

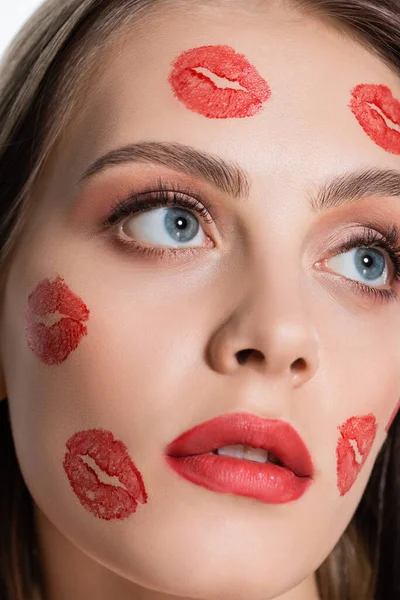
[327,246,388,286]
[322,225,400,304]
[121,206,207,247]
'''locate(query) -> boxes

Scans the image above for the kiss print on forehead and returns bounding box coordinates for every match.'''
[169,45,271,119]
[25,276,90,366]
[385,398,400,433]
[336,414,377,496]
[63,429,148,520]
[350,84,400,154]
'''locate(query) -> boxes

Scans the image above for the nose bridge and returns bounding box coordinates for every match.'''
[208,246,320,385]
[245,256,319,360]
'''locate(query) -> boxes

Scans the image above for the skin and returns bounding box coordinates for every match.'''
[0,2,400,599]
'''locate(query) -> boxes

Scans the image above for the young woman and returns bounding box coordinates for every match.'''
[0,1,399,599]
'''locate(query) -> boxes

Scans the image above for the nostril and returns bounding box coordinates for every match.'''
[236,349,253,364]
[291,357,307,372]
[236,349,263,365]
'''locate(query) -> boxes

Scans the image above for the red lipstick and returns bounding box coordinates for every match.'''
[350,84,400,154]
[165,412,313,504]
[63,429,148,520]
[169,45,271,119]
[25,276,90,366]
[336,414,377,496]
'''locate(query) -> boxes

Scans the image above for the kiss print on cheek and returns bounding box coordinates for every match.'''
[25,276,90,366]
[385,398,400,432]
[336,414,377,496]
[350,84,400,154]
[169,45,271,119]
[63,429,148,521]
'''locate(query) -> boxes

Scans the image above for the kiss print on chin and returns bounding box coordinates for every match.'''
[385,398,400,432]
[336,414,377,496]
[350,83,400,154]
[169,45,271,119]
[63,429,148,520]
[25,276,90,366]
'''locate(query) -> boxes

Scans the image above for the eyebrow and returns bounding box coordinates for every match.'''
[81,141,250,199]
[310,167,400,213]
[81,142,400,213]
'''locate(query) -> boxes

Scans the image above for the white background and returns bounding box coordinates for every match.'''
[0,1,44,58]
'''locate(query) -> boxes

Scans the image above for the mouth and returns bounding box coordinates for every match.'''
[169,44,271,119]
[350,83,400,155]
[25,276,90,366]
[63,429,148,520]
[165,412,314,504]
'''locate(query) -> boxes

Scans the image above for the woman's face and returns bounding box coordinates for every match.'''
[2,2,400,599]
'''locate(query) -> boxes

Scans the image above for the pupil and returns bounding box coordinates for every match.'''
[165,208,199,243]
[355,248,385,281]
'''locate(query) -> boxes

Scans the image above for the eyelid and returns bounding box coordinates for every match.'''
[314,223,400,304]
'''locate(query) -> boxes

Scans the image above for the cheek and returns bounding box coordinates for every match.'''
[335,413,378,496]
[24,275,90,366]
[385,398,400,432]
[63,429,148,521]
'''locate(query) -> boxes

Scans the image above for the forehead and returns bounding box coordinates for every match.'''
[55,2,400,192]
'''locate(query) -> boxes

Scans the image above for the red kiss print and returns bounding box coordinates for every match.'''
[63,429,148,520]
[25,276,90,366]
[385,398,400,432]
[350,84,400,154]
[169,45,271,119]
[336,414,377,496]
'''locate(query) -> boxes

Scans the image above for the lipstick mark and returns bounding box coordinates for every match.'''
[63,429,148,520]
[350,84,400,154]
[169,45,271,119]
[336,414,377,496]
[385,398,400,432]
[25,276,90,366]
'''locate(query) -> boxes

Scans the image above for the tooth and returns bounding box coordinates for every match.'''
[216,444,269,463]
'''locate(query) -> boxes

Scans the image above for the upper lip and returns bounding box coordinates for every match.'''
[166,412,314,478]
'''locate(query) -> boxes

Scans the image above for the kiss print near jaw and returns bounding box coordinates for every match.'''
[350,83,400,154]
[169,45,271,119]
[63,429,148,521]
[336,414,377,496]
[25,276,90,366]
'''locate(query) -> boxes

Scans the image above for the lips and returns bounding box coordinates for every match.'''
[350,83,400,154]
[63,429,148,520]
[336,414,377,496]
[25,276,90,366]
[165,412,313,504]
[169,45,271,119]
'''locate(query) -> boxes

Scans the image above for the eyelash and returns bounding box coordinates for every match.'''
[327,225,400,304]
[102,188,214,262]
[102,190,400,304]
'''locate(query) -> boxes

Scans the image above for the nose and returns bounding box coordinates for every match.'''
[207,275,320,388]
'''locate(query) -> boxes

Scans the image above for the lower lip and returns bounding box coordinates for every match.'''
[25,276,90,366]
[169,45,271,119]
[63,429,148,520]
[166,453,311,503]
[350,83,400,154]
[336,414,377,496]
